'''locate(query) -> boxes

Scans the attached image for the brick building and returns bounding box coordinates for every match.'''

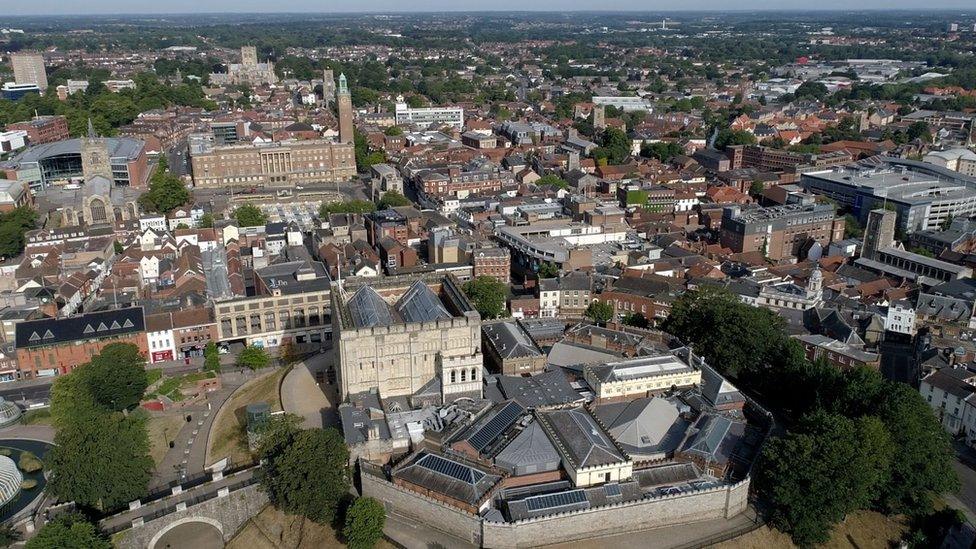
[473,247,511,284]
[719,201,844,261]
[14,307,147,379]
[6,115,70,145]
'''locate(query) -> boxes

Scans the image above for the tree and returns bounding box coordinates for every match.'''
[640,141,684,162]
[756,413,893,546]
[0,525,20,547]
[794,81,830,100]
[259,418,350,524]
[536,174,569,190]
[844,214,864,239]
[113,240,124,254]
[875,383,959,514]
[584,301,614,325]
[198,213,215,228]
[320,200,376,217]
[0,206,38,259]
[233,203,268,227]
[79,342,148,412]
[715,129,757,150]
[462,276,507,320]
[139,164,190,214]
[661,287,790,379]
[46,398,154,511]
[203,341,221,373]
[592,127,630,165]
[749,180,765,197]
[279,340,301,367]
[25,513,111,549]
[383,126,403,136]
[343,497,386,549]
[538,262,559,278]
[621,312,650,329]
[237,345,271,370]
[377,190,410,209]
[940,214,954,232]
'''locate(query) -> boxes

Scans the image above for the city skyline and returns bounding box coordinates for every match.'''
[3,1,976,15]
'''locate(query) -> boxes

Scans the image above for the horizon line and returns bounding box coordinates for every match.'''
[3,8,976,16]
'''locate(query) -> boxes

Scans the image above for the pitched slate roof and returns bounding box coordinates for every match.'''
[393,451,500,506]
[537,407,628,470]
[15,307,145,349]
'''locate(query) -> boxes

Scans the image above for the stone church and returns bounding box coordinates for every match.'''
[60,121,140,228]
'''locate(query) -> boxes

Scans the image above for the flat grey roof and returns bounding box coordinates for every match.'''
[8,137,144,163]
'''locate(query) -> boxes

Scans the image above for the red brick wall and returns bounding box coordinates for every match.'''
[16,332,149,379]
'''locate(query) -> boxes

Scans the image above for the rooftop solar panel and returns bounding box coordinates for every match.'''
[466,401,525,452]
[523,490,588,512]
[418,453,486,485]
[603,483,622,497]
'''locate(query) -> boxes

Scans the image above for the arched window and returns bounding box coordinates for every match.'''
[471,368,478,381]
[460,369,467,382]
[89,198,107,223]
[450,370,456,383]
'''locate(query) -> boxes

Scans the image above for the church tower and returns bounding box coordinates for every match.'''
[81,119,115,184]
[337,73,354,145]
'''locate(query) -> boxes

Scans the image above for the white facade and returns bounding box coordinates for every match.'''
[147,328,177,364]
[139,215,167,232]
[885,301,917,335]
[394,97,464,129]
[0,130,27,153]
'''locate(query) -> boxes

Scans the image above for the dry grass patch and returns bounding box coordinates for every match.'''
[713,510,908,549]
[206,368,286,465]
[227,504,395,549]
[146,413,186,465]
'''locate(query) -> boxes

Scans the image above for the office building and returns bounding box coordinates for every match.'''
[1,135,149,191]
[189,137,356,188]
[728,145,852,173]
[394,95,464,129]
[0,83,40,101]
[337,73,354,145]
[10,52,47,92]
[5,115,69,145]
[924,149,976,178]
[801,158,976,233]
[719,201,845,260]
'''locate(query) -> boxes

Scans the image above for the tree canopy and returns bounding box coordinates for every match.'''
[377,190,411,209]
[0,206,38,260]
[536,174,570,190]
[584,301,614,325]
[462,276,508,320]
[237,345,271,370]
[47,354,152,510]
[79,342,149,412]
[138,162,190,214]
[25,513,111,549]
[343,497,387,549]
[233,203,268,227]
[259,417,351,524]
[662,288,959,543]
[320,200,377,217]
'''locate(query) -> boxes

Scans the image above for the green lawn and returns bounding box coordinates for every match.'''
[147,371,217,402]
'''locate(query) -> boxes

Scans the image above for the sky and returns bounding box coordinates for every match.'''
[3,1,975,16]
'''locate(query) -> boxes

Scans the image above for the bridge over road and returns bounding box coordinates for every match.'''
[102,467,267,549]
